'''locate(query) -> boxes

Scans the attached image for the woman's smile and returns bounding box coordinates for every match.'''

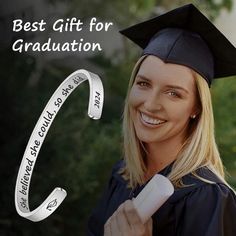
[139,111,167,127]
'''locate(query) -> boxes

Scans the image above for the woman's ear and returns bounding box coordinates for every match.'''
[190,107,201,119]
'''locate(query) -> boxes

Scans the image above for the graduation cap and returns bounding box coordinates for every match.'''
[119,3,236,87]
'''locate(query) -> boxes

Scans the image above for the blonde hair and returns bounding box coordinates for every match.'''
[121,55,230,189]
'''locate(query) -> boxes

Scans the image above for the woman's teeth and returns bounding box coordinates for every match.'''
[141,112,166,125]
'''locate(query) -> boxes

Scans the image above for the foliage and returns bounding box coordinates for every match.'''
[158,0,233,19]
[212,77,236,186]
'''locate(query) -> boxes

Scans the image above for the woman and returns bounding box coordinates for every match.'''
[87,4,236,236]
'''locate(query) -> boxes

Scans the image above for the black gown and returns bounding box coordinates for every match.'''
[87,160,236,236]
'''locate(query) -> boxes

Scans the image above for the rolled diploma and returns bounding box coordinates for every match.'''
[133,174,174,223]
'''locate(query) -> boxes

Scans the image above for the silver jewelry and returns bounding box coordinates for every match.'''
[15,69,104,222]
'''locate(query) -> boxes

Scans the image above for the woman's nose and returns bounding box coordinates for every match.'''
[143,91,163,112]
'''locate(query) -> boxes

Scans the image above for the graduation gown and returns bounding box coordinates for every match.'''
[87,160,236,236]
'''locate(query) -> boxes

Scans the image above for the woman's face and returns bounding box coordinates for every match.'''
[129,55,199,145]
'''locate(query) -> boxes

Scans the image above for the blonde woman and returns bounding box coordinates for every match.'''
[87,4,236,236]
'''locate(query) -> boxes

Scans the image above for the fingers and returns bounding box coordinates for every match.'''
[104,200,153,236]
[123,200,153,236]
[112,214,121,235]
[123,200,143,226]
[104,203,131,236]
[116,204,130,233]
[146,217,153,235]
[104,219,111,236]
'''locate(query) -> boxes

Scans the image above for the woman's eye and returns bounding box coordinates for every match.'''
[167,91,180,98]
[137,81,149,87]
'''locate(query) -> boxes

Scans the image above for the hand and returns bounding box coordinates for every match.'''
[104,200,153,236]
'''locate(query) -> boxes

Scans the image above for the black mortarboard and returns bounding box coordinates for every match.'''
[119,3,236,86]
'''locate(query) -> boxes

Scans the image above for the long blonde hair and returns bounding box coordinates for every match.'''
[121,55,230,189]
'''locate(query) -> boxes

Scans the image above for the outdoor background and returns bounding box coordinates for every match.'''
[1,0,236,235]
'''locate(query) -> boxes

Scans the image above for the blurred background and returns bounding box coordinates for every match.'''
[0,0,236,235]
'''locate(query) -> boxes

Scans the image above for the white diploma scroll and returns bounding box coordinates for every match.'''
[133,174,174,223]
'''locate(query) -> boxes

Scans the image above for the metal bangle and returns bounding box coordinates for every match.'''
[15,69,104,222]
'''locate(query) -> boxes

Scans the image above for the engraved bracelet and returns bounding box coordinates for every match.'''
[15,69,104,222]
